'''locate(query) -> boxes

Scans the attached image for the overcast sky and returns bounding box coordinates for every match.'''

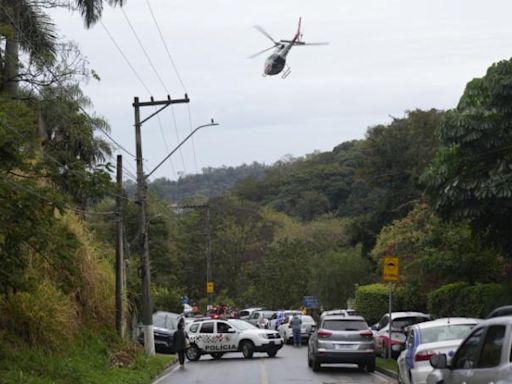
[51,0,512,181]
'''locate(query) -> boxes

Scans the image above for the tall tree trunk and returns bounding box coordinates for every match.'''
[3,1,19,98]
[4,31,19,98]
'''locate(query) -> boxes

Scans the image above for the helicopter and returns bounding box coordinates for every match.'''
[250,17,328,78]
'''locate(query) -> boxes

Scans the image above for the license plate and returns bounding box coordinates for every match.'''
[335,344,358,350]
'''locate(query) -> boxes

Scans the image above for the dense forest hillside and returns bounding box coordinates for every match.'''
[126,162,269,202]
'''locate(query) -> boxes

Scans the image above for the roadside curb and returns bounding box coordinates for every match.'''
[152,356,178,384]
[376,366,398,380]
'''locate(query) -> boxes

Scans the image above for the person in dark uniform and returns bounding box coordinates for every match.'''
[173,319,188,368]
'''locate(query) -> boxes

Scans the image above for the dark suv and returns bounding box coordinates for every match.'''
[307,315,375,372]
[137,311,180,353]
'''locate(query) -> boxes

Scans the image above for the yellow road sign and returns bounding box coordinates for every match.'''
[207,282,215,294]
[383,257,399,282]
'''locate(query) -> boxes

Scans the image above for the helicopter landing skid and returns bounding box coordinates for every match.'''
[281,66,292,79]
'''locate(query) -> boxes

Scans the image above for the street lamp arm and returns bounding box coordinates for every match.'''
[145,122,219,179]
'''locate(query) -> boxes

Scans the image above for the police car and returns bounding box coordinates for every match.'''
[185,318,283,360]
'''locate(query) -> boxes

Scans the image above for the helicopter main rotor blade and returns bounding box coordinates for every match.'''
[248,45,276,59]
[280,39,329,46]
[254,25,278,45]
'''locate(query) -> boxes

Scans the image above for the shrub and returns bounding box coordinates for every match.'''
[0,280,77,350]
[355,283,398,324]
[428,282,510,318]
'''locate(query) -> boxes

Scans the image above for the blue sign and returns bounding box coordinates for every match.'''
[182,296,190,305]
[303,296,319,308]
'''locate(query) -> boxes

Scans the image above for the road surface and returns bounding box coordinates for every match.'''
[154,344,394,384]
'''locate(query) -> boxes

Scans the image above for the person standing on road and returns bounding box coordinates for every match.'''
[173,319,188,368]
[289,314,302,347]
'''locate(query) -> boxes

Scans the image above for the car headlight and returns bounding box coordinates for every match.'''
[259,333,269,339]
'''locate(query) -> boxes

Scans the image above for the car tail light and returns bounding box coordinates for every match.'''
[415,350,438,362]
[317,330,333,338]
[359,330,373,338]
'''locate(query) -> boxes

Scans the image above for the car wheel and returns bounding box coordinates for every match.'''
[267,350,277,358]
[307,349,312,367]
[210,352,224,360]
[185,344,201,361]
[241,340,254,359]
[312,355,321,372]
[366,359,376,373]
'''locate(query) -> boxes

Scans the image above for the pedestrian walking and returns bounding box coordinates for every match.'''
[173,318,188,368]
[289,314,302,347]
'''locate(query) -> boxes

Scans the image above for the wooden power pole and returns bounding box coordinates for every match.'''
[133,95,190,355]
[115,155,125,338]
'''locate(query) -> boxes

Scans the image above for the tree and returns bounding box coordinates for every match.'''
[0,0,123,97]
[346,109,444,254]
[423,59,512,257]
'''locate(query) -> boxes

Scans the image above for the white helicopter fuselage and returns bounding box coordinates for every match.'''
[264,43,293,76]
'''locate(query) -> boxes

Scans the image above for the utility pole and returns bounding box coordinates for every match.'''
[133,95,190,356]
[206,205,213,305]
[115,155,125,338]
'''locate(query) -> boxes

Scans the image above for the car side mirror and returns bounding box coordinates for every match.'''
[430,354,448,369]
[371,324,379,331]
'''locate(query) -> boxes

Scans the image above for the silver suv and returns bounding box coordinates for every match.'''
[307,315,375,372]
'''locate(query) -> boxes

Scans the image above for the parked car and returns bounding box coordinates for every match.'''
[279,314,317,344]
[307,315,375,372]
[427,316,512,384]
[373,312,432,359]
[246,310,275,328]
[186,318,283,360]
[137,311,180,353]
[239,307,263,320]
[485,305,512,319]
[269,310,302,330]
[397,317,480,384]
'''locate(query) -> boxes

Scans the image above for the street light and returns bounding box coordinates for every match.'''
[145,120,219,179]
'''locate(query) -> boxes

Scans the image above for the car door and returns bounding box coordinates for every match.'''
[216,321,238,352]
[196,321,216,352]
[442,325,506,384]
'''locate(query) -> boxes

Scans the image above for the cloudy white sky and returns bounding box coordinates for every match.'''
[51,0,512,181]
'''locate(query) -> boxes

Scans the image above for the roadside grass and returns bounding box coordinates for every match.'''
[376,357,398,373]
[0,329,174,384]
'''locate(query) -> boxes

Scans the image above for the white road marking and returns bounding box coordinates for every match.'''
[260,359,269,384]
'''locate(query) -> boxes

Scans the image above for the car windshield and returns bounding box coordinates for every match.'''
[230,319,257,330]
[301,315,315,323]
[420,324,476,344]
[153,313,179,329]
[392,317,428,330]
[322,319,368,331]
[261,311,274,319]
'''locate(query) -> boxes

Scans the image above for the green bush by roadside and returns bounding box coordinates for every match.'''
[428,282,510,318]
[354,283,398,324]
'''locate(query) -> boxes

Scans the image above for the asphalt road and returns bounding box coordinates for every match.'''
[154,344,394,384]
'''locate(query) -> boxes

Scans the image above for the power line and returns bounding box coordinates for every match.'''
[143,0,199,175]
[156,114,177,179]
[100,20,152,96]
[121,7,167,94]
[144,0,187,93]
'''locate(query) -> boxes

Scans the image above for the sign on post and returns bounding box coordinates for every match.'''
[207,282,215,294]
[383,257,399,282]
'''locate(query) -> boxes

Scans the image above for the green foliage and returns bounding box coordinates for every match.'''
[428,282,509,318]
[0,328,172,384]
[310,246,370,310]
[347,109,444,253]
[423,59,512,257]
[354,283,397,324]
[0,280,77,350]
[371,203,504,307]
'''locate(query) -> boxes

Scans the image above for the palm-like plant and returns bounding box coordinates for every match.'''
[1,0,125,97]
